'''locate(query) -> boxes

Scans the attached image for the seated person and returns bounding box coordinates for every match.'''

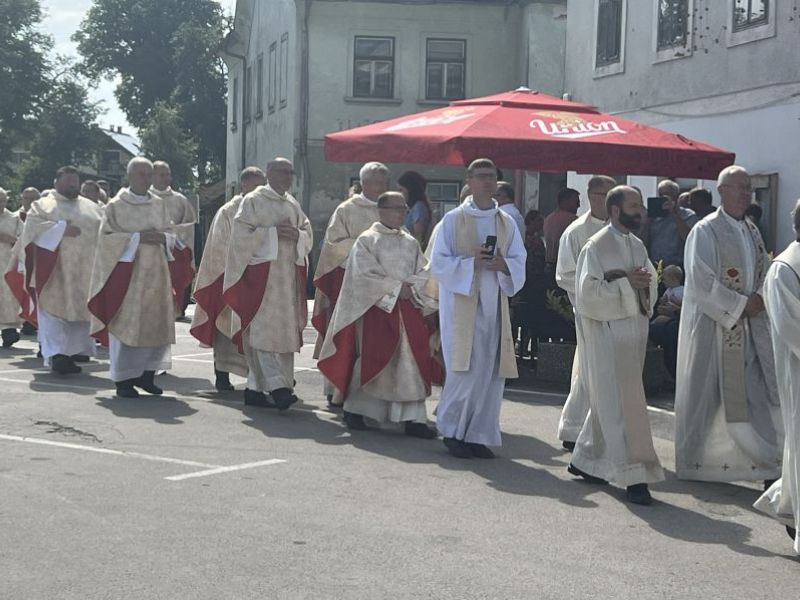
[652,265,684,325]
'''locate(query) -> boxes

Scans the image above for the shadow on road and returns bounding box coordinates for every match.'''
[96,395,197,425]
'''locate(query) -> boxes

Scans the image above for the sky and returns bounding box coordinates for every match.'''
[40,0,238,137]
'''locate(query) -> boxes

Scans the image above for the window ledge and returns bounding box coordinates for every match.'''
[344,96,403,105]
[593,61,624,79]
[727,21,776,48]
[652,45,692,65]
[417,99,450,107]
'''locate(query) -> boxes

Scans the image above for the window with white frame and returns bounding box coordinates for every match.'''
[353,36,394,99]
[596,0,623,66]
[427,180,461,222]
[733,0,768,30]
[657,0,689,50]
[256,54,264,118]
[280,33,288,108]
[268,42,277,112]
[425,39,466,101]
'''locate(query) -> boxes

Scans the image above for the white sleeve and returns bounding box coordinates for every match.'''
[34,220,67,251]
[119,232,141,263]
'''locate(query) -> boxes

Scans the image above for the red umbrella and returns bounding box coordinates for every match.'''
[324,88,734,179]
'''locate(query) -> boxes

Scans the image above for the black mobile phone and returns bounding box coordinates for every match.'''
[647,196,668,219]
[483,235,497,257]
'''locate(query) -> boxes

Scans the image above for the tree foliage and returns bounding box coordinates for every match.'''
[74,0,228,185]
[139,102,198,189]
[0,0,51,166]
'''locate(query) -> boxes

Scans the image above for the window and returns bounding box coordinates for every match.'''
[425,39,466,101]
[256,54,264,118]
[596,0,623,66]
[244,64,252,123]
[657,0,689,50]
[427,180,461,222]
[268,42,277,112]
[353,36,394,98]
[231,77,238,130]
[280,33,289,108]
[733,0,768,31]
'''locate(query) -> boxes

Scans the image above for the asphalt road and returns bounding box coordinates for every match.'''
[1,310,797,599]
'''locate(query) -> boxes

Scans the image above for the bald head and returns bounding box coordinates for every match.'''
[657,180,680,203]
[127,157,154,195]
[266,157,294,195]
[240,167,266,196]
[717,165,752,219]
[606,185,644,233]
[152,161,172,191]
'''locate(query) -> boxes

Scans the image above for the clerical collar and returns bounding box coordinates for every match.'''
[127,189,152,204]
[264,183,286,199]
[358,194,378,206]
[374,222,401,234]
[609,222,629,237]
[463,196,498,216]
[721,207,745,225]
[151,186,171,196]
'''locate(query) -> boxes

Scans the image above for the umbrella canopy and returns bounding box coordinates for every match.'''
[324,88,735,179]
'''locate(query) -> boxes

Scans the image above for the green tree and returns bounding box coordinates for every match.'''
[139,102,198,189]
[74,0,228,184]
[0,0,51,173]
[18,68,102,190]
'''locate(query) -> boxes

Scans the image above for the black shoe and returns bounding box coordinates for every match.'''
[133,371,163,395]
[466,442,496,459]
[626,483,653,505]
[244,388,275,407]
[764,478,778,491]
[443,437,472,459]
[343,410,367,430]
[562,441,576,452]
[51,354,81,375]
[271,387,298,411]
[71,354,91,363]
[21,321,37,336]
[214,370,234,392]
[326,393,343,412]
[567,463,607,485]
[116,380,140,398]
[36,347,42,358]
[786,526,797,541]
[404,422,437,439]
[1,328,20,348]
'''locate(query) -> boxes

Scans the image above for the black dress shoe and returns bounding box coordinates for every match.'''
[244,388,275,407]
[326,393,343,411]
[567,463,608,485]
[443,437,472,459]
[133,370,163,395]
[116,380,140,398]
[626,483,653,505]
[21,321,37,336]
[71,354,91,363]
[51,354,81,375]
[343,410,368,430]
[786,526,797,541]
[466,442,496,459]
[271,387,298,411]
[214,370,235,392]
[404,422,437,439]
[1,328,20,348]
[562,441,576,452]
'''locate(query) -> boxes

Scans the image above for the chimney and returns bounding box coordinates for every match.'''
[109,125,115,132]
[117,126,123,134]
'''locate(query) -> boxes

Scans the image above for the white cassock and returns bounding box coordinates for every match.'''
[430,198,526,446]
[34,214,92,360]
[555,211,607,443]
[675,208,782,482]
[754,241,800,553]
[571,225,664,487]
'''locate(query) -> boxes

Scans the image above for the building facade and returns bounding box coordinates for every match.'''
[564,0,800,251]
[222,0,568,256]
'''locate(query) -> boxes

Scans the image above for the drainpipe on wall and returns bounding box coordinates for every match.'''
[298,0,312,216]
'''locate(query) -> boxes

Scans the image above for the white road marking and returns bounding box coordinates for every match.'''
[0,434,215,468]
[505,388,566,399]
[171,357,215,364]
[171,352,214,359]
[165,459,286,481]
[0,376,114,392]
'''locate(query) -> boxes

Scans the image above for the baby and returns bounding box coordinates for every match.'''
[653,265,684,324]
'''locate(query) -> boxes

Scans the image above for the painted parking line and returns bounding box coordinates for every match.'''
[171,352,214,359]
[505,388,566,399]
[0,433,286,481]
[165,459,286,481]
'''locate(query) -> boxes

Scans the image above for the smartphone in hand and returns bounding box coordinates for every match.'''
[483,235,498,258]
[647,196,667,219]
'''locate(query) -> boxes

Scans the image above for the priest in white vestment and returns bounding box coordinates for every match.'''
[88,158,178,397]
[318,192,438,438]
[191,167,265,392]
[555,175,616,450]
[569,186,664,505]
[151,160,196,317]
[312,162,384,408]
[675,166,782,485]
[224,158,313,410]
[430,159,526,459]
[0,188,24,347]
[18,166,103,374]
[754,200,800,553]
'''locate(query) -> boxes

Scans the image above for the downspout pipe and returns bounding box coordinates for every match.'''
[298,0,312,217]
